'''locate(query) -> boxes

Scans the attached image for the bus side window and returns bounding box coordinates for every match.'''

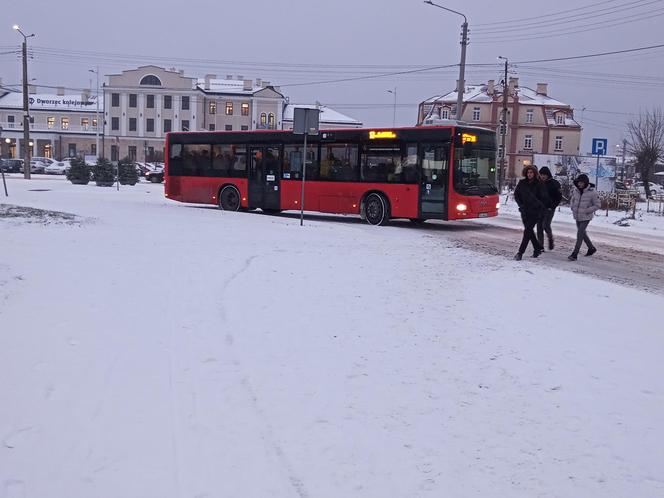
[169,143,183,176]
[401,144,418,183]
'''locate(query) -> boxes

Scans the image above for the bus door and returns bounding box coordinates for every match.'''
[419,144,449,219]
[248,145,281,210]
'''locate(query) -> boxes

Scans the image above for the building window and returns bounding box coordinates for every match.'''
[111,93,120,107]
[268,113,275,129]
[164,119,172,133]
[441,108,449,119]
[7,115,15,128]
[472,107,480,121]
[225,124,232,131]
[128,146,137,160]
[92,118,98,129]
[555,136,563,151]
[556,113,565,125]
[181,96,190,110]
[129,94,137,108]
[91,144,96,155]
[241,125,249,131]
[139,75,162,86]
[241,103,249,116]
[524,135,533,150]
[225,102,233,115]
[111,117,119,130]
[111,145,119,161]
[209,101,217,114]
[209,123,216,131]
[526,109,534,124]
[68,144,76,157]
[146,118,154,132]
[164,95,172,109]
[81,117,89,130]
[147,95,155,108]
[181,119,190,132]
[260,112,267,127]
[47,116,55,129]
[129,118,137,131]
[61,117,70,130]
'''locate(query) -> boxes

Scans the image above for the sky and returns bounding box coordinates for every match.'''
[2,0,663,154]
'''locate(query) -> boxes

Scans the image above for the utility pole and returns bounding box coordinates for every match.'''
[13,25,34,179]
[498,56,509,192]
[387,88,397,127]
[423,1,468,121]
[89,67,100,159]
[621,138,627,181]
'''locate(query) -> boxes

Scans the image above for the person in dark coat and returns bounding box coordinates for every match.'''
[513,165,549,260]
[537,166,563,250]
[568,173,602,260]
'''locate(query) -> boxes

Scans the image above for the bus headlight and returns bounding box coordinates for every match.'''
[456,203,467,212]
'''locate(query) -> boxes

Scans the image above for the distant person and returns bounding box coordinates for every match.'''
[568,173,602,261]
[513,165,549,260]
[537,166,563,250]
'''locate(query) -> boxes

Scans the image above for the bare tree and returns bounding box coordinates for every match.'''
[626,108,664,198]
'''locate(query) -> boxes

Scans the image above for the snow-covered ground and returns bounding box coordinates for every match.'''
[1,177,664,498]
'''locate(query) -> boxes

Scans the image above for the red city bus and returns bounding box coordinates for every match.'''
[164,125,499,225]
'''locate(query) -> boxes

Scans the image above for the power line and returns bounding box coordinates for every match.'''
[475,0,625,26]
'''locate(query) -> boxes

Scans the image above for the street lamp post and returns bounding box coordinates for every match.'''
[89,67,100,160]
[387,88,397,127]
[13,24,35,179]
[497,56,509,192]
[423,1,468,121]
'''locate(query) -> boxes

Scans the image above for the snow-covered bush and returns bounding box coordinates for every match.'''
[94,157,115,187]
[66,156,90,185]
[118,157,138,186]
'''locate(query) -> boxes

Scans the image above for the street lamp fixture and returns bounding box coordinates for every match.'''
[423,1,468,122]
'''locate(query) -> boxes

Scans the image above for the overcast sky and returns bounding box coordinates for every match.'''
[2,0,663,153]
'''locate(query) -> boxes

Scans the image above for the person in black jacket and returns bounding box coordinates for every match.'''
[513,165,549,260]
[537,166,563,250]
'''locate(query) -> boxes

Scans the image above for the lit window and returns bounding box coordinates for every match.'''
[260,112,267,127]
[555,136,563,151]
[209,101,217,114]
[526,109,533,124]
[225,102,233,115]
[47,116,55,129]
[268,113,275,129]
[81,117,89,130]
[61,117,70,130]
[241,103,249,116]
[524,135,533,150]
[472,107,480,121]
[92,118,98,129]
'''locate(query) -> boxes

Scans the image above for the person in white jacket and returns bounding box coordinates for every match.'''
[568,174,602,261]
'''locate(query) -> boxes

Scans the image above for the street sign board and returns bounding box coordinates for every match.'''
[293,107,320,136]
[592,138,608,156]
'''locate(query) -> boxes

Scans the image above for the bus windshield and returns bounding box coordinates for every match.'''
[453,144,498,196]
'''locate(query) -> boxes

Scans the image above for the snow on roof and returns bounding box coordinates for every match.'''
[0,92,102,111]
[196,78,266,95]
[282,104,362,125]
[424,83,570,107]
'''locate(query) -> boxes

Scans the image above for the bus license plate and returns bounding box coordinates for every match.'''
[478,212,488,218]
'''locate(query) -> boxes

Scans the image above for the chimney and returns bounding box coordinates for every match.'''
[263,81,270,87]
[81,89,90,101]
[256,78,262,87]
[508,77,519,94]
[204,74,216,91]
[243,79,253,91]
[487,79,495,95]
[57,86,65,96]
[29,85,37,94]
[536,83,548,96]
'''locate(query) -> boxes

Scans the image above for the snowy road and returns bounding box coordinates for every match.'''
[2,178,664,498]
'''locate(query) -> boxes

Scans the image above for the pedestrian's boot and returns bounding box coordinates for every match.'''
[585,247,597,257]
[568,252,578,261]
[514,253,523,261]
[548,238,554,250]
[532,247,544,258]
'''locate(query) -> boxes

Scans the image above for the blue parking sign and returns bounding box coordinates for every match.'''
[592,138,608,156]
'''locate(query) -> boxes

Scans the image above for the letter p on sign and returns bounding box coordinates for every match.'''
[592,138,608,156]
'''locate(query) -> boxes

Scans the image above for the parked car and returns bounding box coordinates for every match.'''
[0,158,23,173]
[145,169,164,183]
[44,159,72,175]
[634,181,664,198]
[25,156,55,174]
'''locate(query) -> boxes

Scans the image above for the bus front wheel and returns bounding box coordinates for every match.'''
[219,185,241,211]
[364,193,389,226]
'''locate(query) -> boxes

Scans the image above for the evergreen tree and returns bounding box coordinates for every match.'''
[94,157,115,187]
[66,156,90,185]
[118,157,139,185]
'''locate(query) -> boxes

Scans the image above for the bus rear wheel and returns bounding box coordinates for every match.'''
[219,185,241,211]
[365,193,389,226]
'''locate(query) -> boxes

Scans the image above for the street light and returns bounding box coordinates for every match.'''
[13,24,35,180]
[387,88,397,127]
[89,67,101,159]
[423,1,468,122]
[497,56,509,191]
